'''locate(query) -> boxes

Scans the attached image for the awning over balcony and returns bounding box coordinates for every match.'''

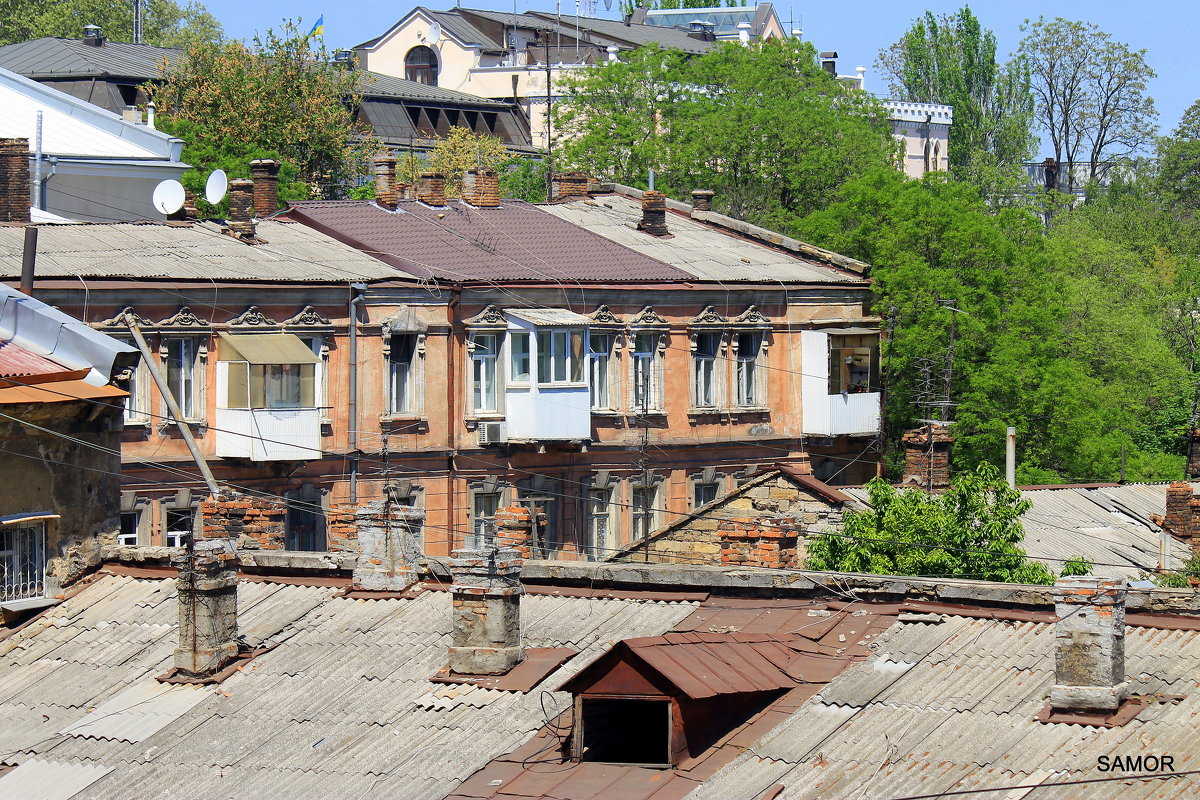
[218,333,319,364]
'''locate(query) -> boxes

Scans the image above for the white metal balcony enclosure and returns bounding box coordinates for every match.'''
[215,333,322,461]
[800,330,882,437]
[1,522,47,603]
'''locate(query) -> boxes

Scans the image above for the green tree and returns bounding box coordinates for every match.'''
[150,21,375,199]
[555,39,897,225]
[1020,17,1157,188]
[806,463,1087,584]
[1158,99,1200,211]
[877,7,1035,190]
[0,0,222,47]
[426,127,512,198]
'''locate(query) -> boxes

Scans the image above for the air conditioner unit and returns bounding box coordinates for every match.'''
[477,421,508,446]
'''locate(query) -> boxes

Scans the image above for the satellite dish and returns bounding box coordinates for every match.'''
[426,22,442,44]
[205,169,228,204]
[152,180,185,215]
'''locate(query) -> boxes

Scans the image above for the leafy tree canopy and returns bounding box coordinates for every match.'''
[1157,99,1200,211]
[0,0,222,47]
[150,21,375,202]
[877,6,1035,192]
[805,463,1090,584]
[424,127,512,197]
[554,39,899,226]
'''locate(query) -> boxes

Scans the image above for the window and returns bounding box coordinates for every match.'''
[510,332,530,383]
[692,332,721,408]
[164,507,194,548]
[118,511,141,546]
[164,338,200,419]
[586,487,612,559]
[263,364,304,409]
[580,698,671,766]
[735,331,763,407]
[224,362,315,410]
[1,523,46,602]
[471,492,501,549]
[828,334,879,394]
[588,334,613,409]
[631,485,658,541]
[405,45,439,84]
[389,334,417,413]
[693,482,719,508]
[298,335,328,415]
[536,329,584,384]
[117,340,149,424]
[471,334,499,413]
[285,495,326,551]
[631,334,661,412]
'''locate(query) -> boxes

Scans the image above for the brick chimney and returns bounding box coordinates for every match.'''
[374,155,398,210]
[463,168,501,208]
[173,539,239,680]
[448,547,524,675]
[901,424,953,491]
[1050,576,1130,713]
[0,138,31,223]
[417,172,446,206]
[350,500,424,591]
[1187,430,1200,479]
[638,190,669,236]
[226,178,256,239]
[551,171,589,200]
[249,159,280,217]
[691,189,714,213]
[494,505,532,558]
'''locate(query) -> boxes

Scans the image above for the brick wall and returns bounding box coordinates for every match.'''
[718,518,800,568]
[614,474,844,566]
[0,138,30,223]
[551,171,589,200]
[1189,432,1200,480]
[200,493,287,550]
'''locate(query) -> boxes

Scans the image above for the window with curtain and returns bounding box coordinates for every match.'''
[164,337,199,419]
[389,334,417,413]
[536,328,585,384]
[471,492,500,548]
[588,334,613,409]
[631,333,661,412]
[735,331,763,407]
[471,334,499,413]
[692,332,721,408]
[587,487,612,559]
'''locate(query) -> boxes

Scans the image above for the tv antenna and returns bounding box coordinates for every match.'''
[151,179,185,215]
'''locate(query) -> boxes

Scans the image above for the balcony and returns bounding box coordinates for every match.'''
[802,391,881,437]
[801,329,882,437]
[215,407,322,461]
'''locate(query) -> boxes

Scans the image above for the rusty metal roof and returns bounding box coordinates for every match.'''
[0,339,68,378]
[286,199,694,283]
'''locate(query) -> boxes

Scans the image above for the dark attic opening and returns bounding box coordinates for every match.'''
[580,697,671,766]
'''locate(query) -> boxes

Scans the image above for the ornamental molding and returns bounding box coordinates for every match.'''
[282,305,332,327]
[157,306,209,329]
[98,307,152,329]
[462,304,507,329]
[589,305,624,328]
[628,306,669,328]
[730,305,772,328]
[689,306,728,328]
[227,306,278,327]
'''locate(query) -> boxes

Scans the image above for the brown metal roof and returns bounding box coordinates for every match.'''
[0,339,69,379]
[616,631,799,699]
[286,199,694,283]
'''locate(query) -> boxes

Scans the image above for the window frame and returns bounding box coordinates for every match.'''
[162,335,204,422]
[733,330,765,408]
[629,332,664,413]
[388,333,418,415]
[588,333,615,410]
[827,333,879,395]
[630,483,659,542]
[1,521,47,602]
[469,490,502,550]
[163,505,196,548]
[586,486,614,559]
[405,45,439,85]
[285,488,327,552]
[470,332,501,415]
[691,331,722,410]
[536,328,586,386]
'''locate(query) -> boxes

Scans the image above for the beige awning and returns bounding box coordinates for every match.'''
[218,333,319,365]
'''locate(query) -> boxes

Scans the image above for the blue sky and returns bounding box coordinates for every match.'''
[202,0,1199,150]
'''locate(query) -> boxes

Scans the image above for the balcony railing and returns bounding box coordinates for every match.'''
[216,407,322,461]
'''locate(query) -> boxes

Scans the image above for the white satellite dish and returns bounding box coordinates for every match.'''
[152,179,186,215]
[426,22,442,44]
[205,169,228,204]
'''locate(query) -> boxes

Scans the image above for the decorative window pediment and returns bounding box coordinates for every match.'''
[463,304,507,330]
[158,306,210,329]
[227,306,278,328]
[730,305,772,329]
[98,307,153,330]
[628,306,669,329]
[283,305,332,329]
[688,306,728,329]
[588,305,624,329]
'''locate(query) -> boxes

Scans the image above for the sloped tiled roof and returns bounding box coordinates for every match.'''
[530,12,719,54]
[0,573,698,799]
[693,614,1200,799]
[0,37,180,79]
[360,70,511,107]
[0,219,400,282]
[540,195,869,285]
[287,199,694,282]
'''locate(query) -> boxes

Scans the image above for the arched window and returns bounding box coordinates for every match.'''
[405,46,438,85]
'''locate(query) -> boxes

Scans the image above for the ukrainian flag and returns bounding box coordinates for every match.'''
[308,15,324,38]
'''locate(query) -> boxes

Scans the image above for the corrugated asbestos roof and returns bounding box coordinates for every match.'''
[0,574,697,800]
[287,199,694,282]
[842,482,1192,579]
[690,615,1200,799]
[0,219,400,282]
[539,195,868,284]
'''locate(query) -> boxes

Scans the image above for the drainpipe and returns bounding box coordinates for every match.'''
[348,283,367,502]
[1005,426,1016,489]
[33,112,42,211]
[40,157,57,211]
[447,288,461,553]
[125,321,219,496]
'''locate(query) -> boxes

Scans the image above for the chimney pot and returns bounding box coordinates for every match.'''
[249,159,280,217]
[551,171,589,201]
[1050,576,1130,713]
[901,424,953,491]
[226,178,256,239]
[448,547,524,675]
[373,155,398,210]
[82,24,104,45]
[463,168,501,208]
[0,138,31,223]
[638,190,669,236]
[690,189,714,213]
[172,539,239,679]
[417,172,446,206]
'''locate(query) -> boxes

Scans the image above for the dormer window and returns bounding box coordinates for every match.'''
[405,45,439,85]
